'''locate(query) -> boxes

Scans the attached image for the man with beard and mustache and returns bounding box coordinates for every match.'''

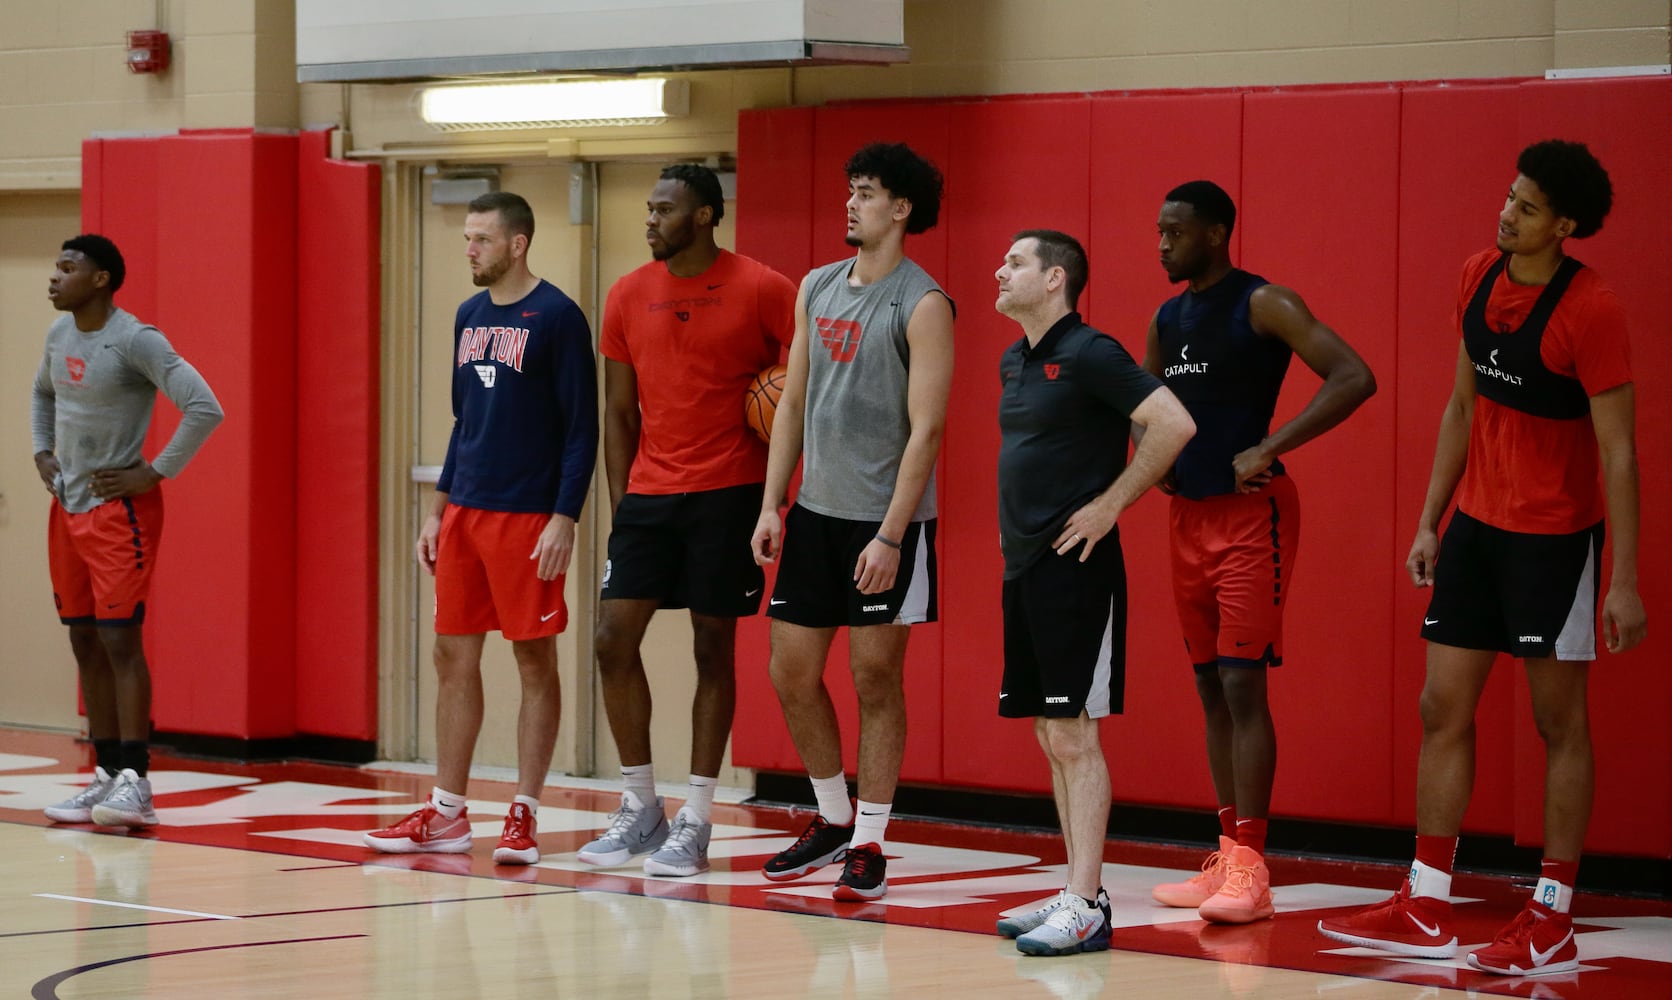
[365,191,597,866]
[1142,180,1374,924]
[577,164,795,877]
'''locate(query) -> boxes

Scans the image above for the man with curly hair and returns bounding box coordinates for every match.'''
[750,142,955,902]
[1319,140,1645,977]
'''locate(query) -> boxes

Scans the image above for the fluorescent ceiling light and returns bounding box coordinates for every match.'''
[420,77,689,131]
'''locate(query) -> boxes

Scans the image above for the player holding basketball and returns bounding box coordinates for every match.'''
[750,142,954,901]
[991,230,1194,955]
[577,164,795,877]
[35,234,223,828]
[365,192,597,865]
[1320,141,1644,975]
[1144,181,1375,923]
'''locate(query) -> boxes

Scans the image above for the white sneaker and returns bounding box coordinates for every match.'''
[90,769,158,828]
[1015,891,1112,957]
[577,793,668,866]
[998,888,1110,939]
[44,767,116,823]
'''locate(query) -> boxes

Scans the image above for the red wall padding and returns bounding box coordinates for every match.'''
[81,129,380,746]
[736,75,1671,858]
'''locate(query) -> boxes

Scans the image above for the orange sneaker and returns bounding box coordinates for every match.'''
[1197,845,1274,924]
[363,805,473,854]
[492,802,539,865]
[1153,836,1233,908]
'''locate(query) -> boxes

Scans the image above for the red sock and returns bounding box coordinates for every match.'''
[1541,857,1579,891]
[1217,805,1238,840]
[1415,834,1457,875]
[1235,817,1267,854]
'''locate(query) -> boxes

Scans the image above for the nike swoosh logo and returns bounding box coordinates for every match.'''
[540,610,561,622]
[522,311,540,317]
[1424,618,1439,625]
[1234,640,1250,647]
[769,599,787,606]
[745,588,760,597]
[1531,929,1573,965]
[1407,914,1443,937]
[707,283,724,291]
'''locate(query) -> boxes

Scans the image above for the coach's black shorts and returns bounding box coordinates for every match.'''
[601,483,766,617]
[1421,510,1603,661]
[767,503,937,628]
[1000,534,1127,719]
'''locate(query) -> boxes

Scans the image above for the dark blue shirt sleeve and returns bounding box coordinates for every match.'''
[435,302,469,496]
[551,302,599,518]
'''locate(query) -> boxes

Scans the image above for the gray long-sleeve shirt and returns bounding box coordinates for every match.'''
[31,308,223,513]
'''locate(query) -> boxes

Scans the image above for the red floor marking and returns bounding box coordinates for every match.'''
[4,726,1668,998]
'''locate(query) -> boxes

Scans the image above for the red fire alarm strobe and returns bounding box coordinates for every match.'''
[126,30,170,74]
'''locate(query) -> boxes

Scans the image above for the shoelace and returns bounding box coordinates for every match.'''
[787,816,830,852]
[662,817,701,850]
[1191,850,1226,882]
[836,846,878,880]
[1493,907,1541,946]
[502,807,532,840]
[603,799,644,839]
[1219,863,1256,896]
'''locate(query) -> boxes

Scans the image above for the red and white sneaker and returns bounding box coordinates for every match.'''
[1317,883,1456,958]
[363,805,473,854]
[1467,900,1578,976]
[492,802,539,865]
[1153,836,1232,908]
[1198,845,1274,924]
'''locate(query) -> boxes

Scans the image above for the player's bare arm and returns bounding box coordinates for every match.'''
[1055,385,1194,562]
[1240,283,1377,491]
[854,289,953,595]
[532,513,577,582]
[752,277,813,564]
[1408,343,1476,587]
[603,358,642,516]
[33,450,60,492]
[417,491,450,575]
[1590,381,1645,653]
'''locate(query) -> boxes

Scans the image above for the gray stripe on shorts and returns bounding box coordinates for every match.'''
[1085,601,1115,719]
[1553,540,1598,661]
[895,532,932,625]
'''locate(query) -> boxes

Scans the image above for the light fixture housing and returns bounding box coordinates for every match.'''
[419,77,689,132]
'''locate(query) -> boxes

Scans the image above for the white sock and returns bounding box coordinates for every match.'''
[811,772,854,826]
[851,799,891,852]
[622,763,656,809]
[1533,876,1574,914]
[430,786,467,820]
[1408,858,1452,899]
[683,775,718,824]
[513,794,539,812]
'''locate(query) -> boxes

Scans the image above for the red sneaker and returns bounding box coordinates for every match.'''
[1467,900,1578,976]
[1198,845,1274,924]
[363,805,473,854]
[1153,836,1232,908]
[1317,883,1456,958]
[493,802,539,865]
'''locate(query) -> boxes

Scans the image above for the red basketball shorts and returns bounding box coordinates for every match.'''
[1169,473,1300,670]
[48,491,165,626]
[434,504,568,640]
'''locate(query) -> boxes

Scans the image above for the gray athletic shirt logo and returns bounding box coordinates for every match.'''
[797,256,947,522]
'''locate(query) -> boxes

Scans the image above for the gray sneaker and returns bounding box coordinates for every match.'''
[577,793,668,866]
[998,887,1111,939]
[90,769,158,828]
[643,810,711,877]
[44,766,117,823]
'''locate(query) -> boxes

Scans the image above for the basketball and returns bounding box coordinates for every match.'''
[744,363,786,443]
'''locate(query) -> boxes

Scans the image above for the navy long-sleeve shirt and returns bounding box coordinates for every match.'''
[437,280,598,518]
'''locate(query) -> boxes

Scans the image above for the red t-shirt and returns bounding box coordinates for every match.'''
[600,249,796,494]
[1453,249,1632,534]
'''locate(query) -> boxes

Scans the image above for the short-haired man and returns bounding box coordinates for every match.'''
[578,164,795,877]
[36,234,224,828]
[750,142,954,901]
[992,230,1195,955]
[365,192,598,866]
[1321,140,1643,977]
[1144,180,1375,923]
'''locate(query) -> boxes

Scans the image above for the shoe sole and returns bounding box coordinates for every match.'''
[44,808,95,823]
[762,846,846,882]
[493,845,539,865]
[1466,954,1580,976]
[832,880,886,901]
[577,840,666,866]
[1017,934,1111,957]
[363,834,473,854]
[1199,900,1275,924]
[643,858,709,877]
[90,808,157,827]
[1152,888,1217,908]
[1317,922,1457,959]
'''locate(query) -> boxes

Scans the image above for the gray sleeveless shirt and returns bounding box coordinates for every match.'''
[798,256,947,522]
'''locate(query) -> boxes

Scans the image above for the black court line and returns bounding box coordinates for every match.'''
[31,934,367,1000]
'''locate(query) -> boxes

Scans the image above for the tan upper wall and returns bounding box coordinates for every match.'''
[3,0,1669,183]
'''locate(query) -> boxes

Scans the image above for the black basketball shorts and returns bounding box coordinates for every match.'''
[601,483,767,617]
[767,503,938,628]
[1000,534,1127,719]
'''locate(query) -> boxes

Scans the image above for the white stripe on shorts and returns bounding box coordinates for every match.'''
[894,530,932,625]
[1083,599,1115,720]
[1553,540,1597,661]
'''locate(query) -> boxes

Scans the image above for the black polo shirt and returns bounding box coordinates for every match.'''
[998,312,1165,579]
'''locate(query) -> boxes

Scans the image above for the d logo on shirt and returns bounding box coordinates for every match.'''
[66,357,86,382]
[1043,363,1061,381]
[814,317,864,363]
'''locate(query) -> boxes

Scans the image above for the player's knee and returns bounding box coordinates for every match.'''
[1417,684,1472,736]
[850,662,904,708]
[1040,716,1097,762]
[1530,700,1590,748]
[1217,668,1269,718]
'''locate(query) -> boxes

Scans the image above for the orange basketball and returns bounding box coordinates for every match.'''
[744,363,787,443]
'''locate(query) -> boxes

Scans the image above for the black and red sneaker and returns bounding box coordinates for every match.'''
[762,814,853,881]
[833,842,888,901]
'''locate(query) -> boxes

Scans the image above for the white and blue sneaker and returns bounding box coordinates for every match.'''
[998,887,1111,939]
[1015,890,1112,957]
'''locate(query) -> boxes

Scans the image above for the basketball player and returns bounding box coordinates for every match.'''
[35,234,223,828]
[577,164,795,877]
[1320,140,1643,976]
[365,192,598,865]
[749,142,954,901]
[992,231,1195,955]
[1144,181,1375,923]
